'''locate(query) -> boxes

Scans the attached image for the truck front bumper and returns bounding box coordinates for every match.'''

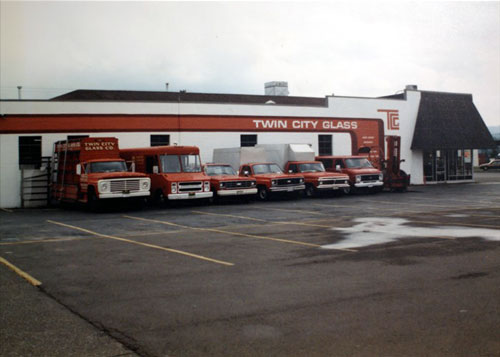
[270,184,305,192]
[99,191,150,199]
[317,183,350,190]
[354,181,384,188]
[217,188,258,197]
[168,192,213,200]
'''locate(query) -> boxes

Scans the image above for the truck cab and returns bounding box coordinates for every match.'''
[203,163,257,201]
[239,162,305,200]
[120,146,212,204]
[316,155,384,194]
[284,161,350,196]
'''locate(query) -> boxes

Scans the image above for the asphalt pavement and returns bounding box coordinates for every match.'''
[1,171,499,357]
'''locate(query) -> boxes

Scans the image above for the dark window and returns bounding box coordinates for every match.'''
[240,165,251,175]
[67,135,89,141]
[318,159,331,169]
[318,135,332,156]
[151,135,170,147]
[288,164,298,173]
[241,134,257,147]
[19,136,42,168]
[145,156,158,174]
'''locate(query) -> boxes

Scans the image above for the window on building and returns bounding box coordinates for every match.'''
[241,135,257,147]
[67,135,89,141]
[318,135,332,156]
[19,136,42,168]
[151,135,170,147]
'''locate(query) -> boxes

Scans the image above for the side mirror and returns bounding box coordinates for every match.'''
[130,162,136,172]
[243,170,250,176]
[76,164,82,175]
[288,169,293,174]
[153,165,159,174]
[335,164,341,172]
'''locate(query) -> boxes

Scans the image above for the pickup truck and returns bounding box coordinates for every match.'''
[316,155,384,194]
[239,162,305,200]
[284,160,350,196]
[203,163,257,202]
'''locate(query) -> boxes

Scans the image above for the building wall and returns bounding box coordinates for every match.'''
[0,90,422,208]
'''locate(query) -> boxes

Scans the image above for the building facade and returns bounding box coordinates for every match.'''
[0,85,495,208]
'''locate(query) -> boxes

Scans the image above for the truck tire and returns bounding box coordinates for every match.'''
[153,189,166,206]
[305,184,316,198]
[257,186,269,201]
[87,188,99,212]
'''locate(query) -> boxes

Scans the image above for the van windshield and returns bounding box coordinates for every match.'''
[298,163,325,173]
[160,154,201,173]
[345,158,374,169]
[253,164,283,174]
[205,165,236,176]
[88,161,127,173]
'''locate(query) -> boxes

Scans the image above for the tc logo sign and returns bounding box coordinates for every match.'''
[378,109,399,130]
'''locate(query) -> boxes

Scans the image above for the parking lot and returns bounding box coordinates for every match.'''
[1,172,500,357]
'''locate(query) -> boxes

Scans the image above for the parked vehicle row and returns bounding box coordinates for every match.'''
[50,137,392,211]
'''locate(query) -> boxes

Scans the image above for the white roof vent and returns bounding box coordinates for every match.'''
[405,84,418,91]
[265,100,276,105]
[265,81,289,96]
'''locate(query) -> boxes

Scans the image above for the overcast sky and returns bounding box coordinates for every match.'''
[1,1,499,127]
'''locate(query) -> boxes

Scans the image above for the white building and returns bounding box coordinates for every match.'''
[0,84,495,208]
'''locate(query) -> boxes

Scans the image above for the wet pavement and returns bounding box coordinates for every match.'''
[1,171,499,356]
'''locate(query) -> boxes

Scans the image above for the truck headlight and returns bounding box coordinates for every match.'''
[299,178,304,183]
[141,179,150,190]
[271,180,277,186]
[251,181,256,186]
[379,174,383,181]
[204,181,210,192]
[171,182,178,194]
[220,182,225,188]
[98,181,110,193]
[355,175,361,183]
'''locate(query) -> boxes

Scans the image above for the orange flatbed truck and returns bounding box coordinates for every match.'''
[51,137,151,209]
[120,146,213,204]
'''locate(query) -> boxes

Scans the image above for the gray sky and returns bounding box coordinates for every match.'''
[1,1,499,127]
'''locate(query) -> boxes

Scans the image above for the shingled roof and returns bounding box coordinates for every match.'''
[52,89,327,107]
[411,91,496,150]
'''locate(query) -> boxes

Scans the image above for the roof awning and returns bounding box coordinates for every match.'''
[411,91,496,150]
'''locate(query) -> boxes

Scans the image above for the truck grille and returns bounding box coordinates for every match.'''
[276,178,302,186]
[360,175,380,182]
[178,181,203,192]
[320,178,348,185]
[110,179,140,192]
[223,181,254,189]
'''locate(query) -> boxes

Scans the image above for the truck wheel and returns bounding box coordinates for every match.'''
[305,184,315,198]
[257,186,269,201]
[87,189,99,212]
[154,189,166,206]
[482,167,488,171]
[208,190,218,204]
[342,186,351,195]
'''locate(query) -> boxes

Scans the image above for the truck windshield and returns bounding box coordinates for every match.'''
[298,163,325,173]
[160,154,201,173]
[88,161,127,173]
[345,158,374,169]
[253,164,283,174]
[205,165,236,176]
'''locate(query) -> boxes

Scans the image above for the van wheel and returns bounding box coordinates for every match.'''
[305,184,315,198]
[154,189,166,206]
[257,186,269,201]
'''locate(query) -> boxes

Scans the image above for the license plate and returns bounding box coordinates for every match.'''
[237,190,244,195]
[287,187,293,192]
[189,192,195,196]
[122,190,130,194]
